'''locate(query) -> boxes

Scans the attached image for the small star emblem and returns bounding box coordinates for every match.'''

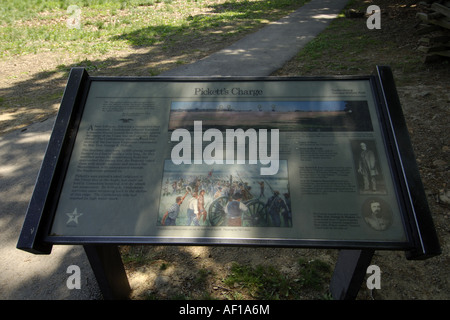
[66,208,83,225]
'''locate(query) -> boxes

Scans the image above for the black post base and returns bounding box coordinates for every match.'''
[330,249,375,300]
[84,244,131,300]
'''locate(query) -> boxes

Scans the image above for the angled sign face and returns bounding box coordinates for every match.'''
[17,67,440,259]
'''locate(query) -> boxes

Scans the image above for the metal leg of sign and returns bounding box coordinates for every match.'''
[84,244,131,300]
[329,249,375,300]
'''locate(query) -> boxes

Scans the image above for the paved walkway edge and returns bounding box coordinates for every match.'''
[162,0,349,77]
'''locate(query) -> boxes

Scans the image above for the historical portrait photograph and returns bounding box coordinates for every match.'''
[351,140,386,195]
[362,198,393,231]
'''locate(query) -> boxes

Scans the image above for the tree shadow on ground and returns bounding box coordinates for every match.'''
[0,0,309,135]
[113,0,305,47]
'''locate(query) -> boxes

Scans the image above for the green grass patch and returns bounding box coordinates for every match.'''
[0,0,309,59]
[223,259,331,300]
[121,245,154,265]
[294,15,385,74]
[287,0,431,83]
[297,258,331,289]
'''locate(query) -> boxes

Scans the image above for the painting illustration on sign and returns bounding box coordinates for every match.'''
[158,160,291,228]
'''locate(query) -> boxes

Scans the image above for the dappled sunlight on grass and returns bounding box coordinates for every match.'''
[0,0,310,135]
[0,0,308,58]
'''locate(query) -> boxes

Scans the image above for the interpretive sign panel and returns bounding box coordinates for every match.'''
[17,67,440,258]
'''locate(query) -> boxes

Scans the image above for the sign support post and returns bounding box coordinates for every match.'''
[83,244,131,300]
[83,246,376,300]
[330,249,375,300]
[85,246,376,300]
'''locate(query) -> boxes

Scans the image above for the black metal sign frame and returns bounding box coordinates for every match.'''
[16,66,440,260]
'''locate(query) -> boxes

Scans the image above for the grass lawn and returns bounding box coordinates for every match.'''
[0,0,309,58]
[0,0,310,134]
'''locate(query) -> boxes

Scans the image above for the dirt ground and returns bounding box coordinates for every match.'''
[1,1,449,300]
